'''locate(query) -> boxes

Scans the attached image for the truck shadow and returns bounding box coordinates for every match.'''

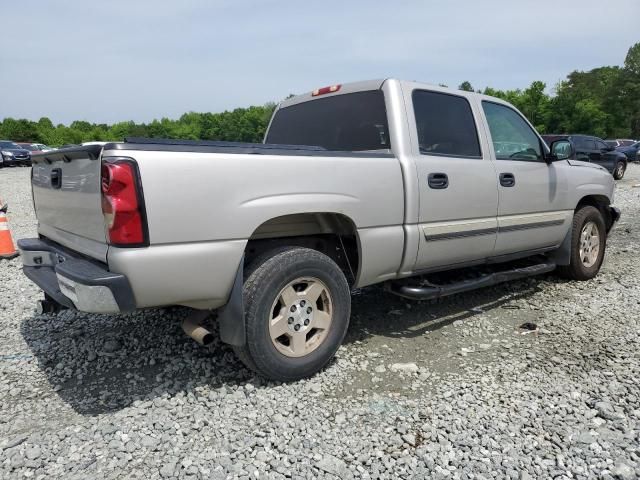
[346,279,543,343]
[19,276,546,416]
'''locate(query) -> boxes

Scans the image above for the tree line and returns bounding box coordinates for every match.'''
[2,43,639,146]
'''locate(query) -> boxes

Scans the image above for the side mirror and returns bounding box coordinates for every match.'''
[549,140,572,161]
[606,145,615,151]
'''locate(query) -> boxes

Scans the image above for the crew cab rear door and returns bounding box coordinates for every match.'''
[31,146,108,262]
[403,86,499,271]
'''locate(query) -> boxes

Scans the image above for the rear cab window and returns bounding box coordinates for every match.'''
[482,101,543,162]
[265,90,390,152]
[412,90,482,158]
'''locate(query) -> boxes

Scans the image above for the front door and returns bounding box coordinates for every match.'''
[480,100,571,257]
[406,88,499,271]
[594,138,617,172]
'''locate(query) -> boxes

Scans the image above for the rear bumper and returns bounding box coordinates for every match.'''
[18,238,136,313]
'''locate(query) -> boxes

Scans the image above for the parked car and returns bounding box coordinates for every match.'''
[605,139,636,148]
[542,134,628,179]
[17,143,54,154]
[0,140,31,167]
[19,79,620,381]
[615,141,640,162]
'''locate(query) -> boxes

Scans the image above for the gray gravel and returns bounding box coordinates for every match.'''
[1,165,639,479]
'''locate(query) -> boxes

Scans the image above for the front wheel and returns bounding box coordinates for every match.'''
[613,161,626,180]
[556,206,607,280]
[234,247,351,382]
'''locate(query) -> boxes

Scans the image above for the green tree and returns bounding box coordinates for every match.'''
[0,118,40,142]
[622,43,640,136]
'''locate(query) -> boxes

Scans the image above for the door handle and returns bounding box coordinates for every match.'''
[499,172,515,187]
[50,168,62,189]
[428,172,449,189]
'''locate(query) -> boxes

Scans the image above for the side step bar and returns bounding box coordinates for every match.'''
[386,262,556,301]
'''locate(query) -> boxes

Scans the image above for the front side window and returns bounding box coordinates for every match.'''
[266,90,390,152]
[482,101,543,162]
[412,90,481,158]
[595,140,609,150]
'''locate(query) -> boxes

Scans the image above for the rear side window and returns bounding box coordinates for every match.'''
[266,90,390,151]
[482,101,542,162]
[412,90,481,158]
[574,137,595,150]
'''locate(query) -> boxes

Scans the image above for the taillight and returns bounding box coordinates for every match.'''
[101,158,148,246]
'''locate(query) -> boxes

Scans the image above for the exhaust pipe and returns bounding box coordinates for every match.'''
[182,310,215,346]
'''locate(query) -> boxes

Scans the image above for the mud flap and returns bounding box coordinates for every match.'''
[547,227,572,266]
[218,255,245,346]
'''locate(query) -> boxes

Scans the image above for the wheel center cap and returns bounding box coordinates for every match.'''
[287,300,314,333]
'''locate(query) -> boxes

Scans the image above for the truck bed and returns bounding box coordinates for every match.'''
[30,138,405,310]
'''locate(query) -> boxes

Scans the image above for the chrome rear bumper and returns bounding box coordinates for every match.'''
[18,238,136,313]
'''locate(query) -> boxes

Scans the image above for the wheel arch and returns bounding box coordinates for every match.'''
[219,212,361,349]
[244,212,361,286]
[575,194,615,230]
[550,194,613,267]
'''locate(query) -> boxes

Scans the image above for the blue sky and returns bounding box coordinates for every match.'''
[2,0,638,124]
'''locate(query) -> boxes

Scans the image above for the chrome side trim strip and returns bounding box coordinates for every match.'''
[422,217,497,242]
[421,210,572,242]
[498,219,565,233]
[497,210,572,228]
[424,227,497,241]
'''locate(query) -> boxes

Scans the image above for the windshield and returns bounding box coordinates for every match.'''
[0,141,20,149]
[266,90,391,151]
[20,144,38,151]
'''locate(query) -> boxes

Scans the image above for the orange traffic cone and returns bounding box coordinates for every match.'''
[0,211,19,260]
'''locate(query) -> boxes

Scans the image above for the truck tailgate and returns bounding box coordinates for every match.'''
[31,145,108,262]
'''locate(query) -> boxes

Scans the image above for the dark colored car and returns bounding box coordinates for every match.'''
[542,134,628,180]
[0,140,31,167]
[615,141,640,163]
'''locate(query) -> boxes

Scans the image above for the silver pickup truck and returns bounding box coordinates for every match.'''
[19,79,620,381]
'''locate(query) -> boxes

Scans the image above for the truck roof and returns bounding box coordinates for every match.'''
[279,78,513,110]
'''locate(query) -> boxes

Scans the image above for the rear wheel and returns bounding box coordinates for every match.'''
[233,247,351,381]
[556,206,607,280]
[613,160,626,180]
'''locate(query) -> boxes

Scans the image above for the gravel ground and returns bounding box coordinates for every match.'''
[1,165,639,480]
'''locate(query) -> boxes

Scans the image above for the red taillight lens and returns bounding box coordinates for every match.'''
[101,160,147,246]
[312,84,341,96]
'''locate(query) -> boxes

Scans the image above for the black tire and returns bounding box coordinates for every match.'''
[233,247,351,381]
[613,160,626,180]
[556,206,607,281]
